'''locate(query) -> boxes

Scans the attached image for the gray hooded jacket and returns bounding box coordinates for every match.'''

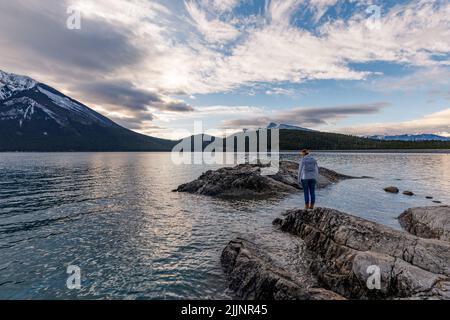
[298,155,319,181]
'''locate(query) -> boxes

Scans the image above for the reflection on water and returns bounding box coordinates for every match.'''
[0,152,449,299]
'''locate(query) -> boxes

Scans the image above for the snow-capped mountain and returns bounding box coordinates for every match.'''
[267,122,316,132]
[369,134,450,142]
[0,70,36,100]
[0,70,175,151]
[0,70,116,128]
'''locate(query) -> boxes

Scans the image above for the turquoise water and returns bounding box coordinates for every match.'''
[0,152,449,299]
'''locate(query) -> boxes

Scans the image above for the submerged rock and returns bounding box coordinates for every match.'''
[403,191,415,196]
[384,186,399,194]
[399,206,450,242]
[221,207,450,300]
[174,161,359,198]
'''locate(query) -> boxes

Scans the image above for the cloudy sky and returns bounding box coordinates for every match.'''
[0,0,449,139]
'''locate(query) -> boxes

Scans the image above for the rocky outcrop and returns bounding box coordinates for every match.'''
[221,207,450,300]
[399,206,450,242]
[174,161,359,198]
[221,238,345,300]
[274,208,450,300]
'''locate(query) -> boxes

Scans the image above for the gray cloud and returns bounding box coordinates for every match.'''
[0,5,181,136]
[0,1,144,75]
[77,80,194,113]
[108,111,155,131]
[222,102,389,128]
[0,0,194,133]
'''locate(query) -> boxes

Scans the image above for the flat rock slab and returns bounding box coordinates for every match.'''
[399,206,450,242]
[174,161,360,198]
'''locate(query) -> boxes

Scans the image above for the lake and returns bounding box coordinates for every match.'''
[0,152,449,299]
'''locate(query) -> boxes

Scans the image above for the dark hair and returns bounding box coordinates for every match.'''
[301,149,310,155]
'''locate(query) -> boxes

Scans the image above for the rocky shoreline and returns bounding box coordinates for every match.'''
[222,206,450,300]
[174,161,365,198]
[176,161,449,299]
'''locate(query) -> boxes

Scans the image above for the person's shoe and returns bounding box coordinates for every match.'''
[304,204,310,210]
[309,204,315,210]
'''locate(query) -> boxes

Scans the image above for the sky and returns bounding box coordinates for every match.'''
[0,0,449,139]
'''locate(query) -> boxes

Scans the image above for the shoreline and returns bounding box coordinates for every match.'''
[1,149,450,154]
[222,206,450,300]
[282,149,450,154]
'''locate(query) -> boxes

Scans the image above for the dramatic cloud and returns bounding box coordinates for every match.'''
[139,0,449,95]
[0,1,144,76]
[221,102,388,128]
[0,0,449,136]
[77,80,194,113]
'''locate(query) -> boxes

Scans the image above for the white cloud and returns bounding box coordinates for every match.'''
[139,0,450,95]
[267,0,304,25]
[320,0,450,66]
[1,0,450,136]
[185,1,240,43]
[5,0,449,97]
[209,0,239,12]
[337,108,450,136]
[265,87,296,96]
[368,67,450,93]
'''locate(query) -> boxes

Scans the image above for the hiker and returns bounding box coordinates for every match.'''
[298,149,319,210]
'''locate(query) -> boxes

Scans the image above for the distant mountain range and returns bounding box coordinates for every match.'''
[0,70,176,151]
[2,70,450,152]
[369,134,450,142]
[267,122,316,132]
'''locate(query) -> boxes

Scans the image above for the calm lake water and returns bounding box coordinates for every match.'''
[1,152,449,299]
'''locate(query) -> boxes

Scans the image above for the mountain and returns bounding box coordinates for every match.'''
[189,129,450,152]
[0,70,176,151]
[267,122,315,132]
[2,70,450,152]
[279,130,450,150]
[369,134,450,142]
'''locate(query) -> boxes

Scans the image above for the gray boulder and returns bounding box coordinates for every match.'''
[399,206,450,242]
[174,161,359,198]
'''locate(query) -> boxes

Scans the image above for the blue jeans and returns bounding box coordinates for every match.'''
[301,179,317,205]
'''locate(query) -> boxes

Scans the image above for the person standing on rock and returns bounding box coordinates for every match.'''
[298,149,319,210]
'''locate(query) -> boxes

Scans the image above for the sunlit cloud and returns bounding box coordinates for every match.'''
[337,108,450,137]
[0,0,449,136]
